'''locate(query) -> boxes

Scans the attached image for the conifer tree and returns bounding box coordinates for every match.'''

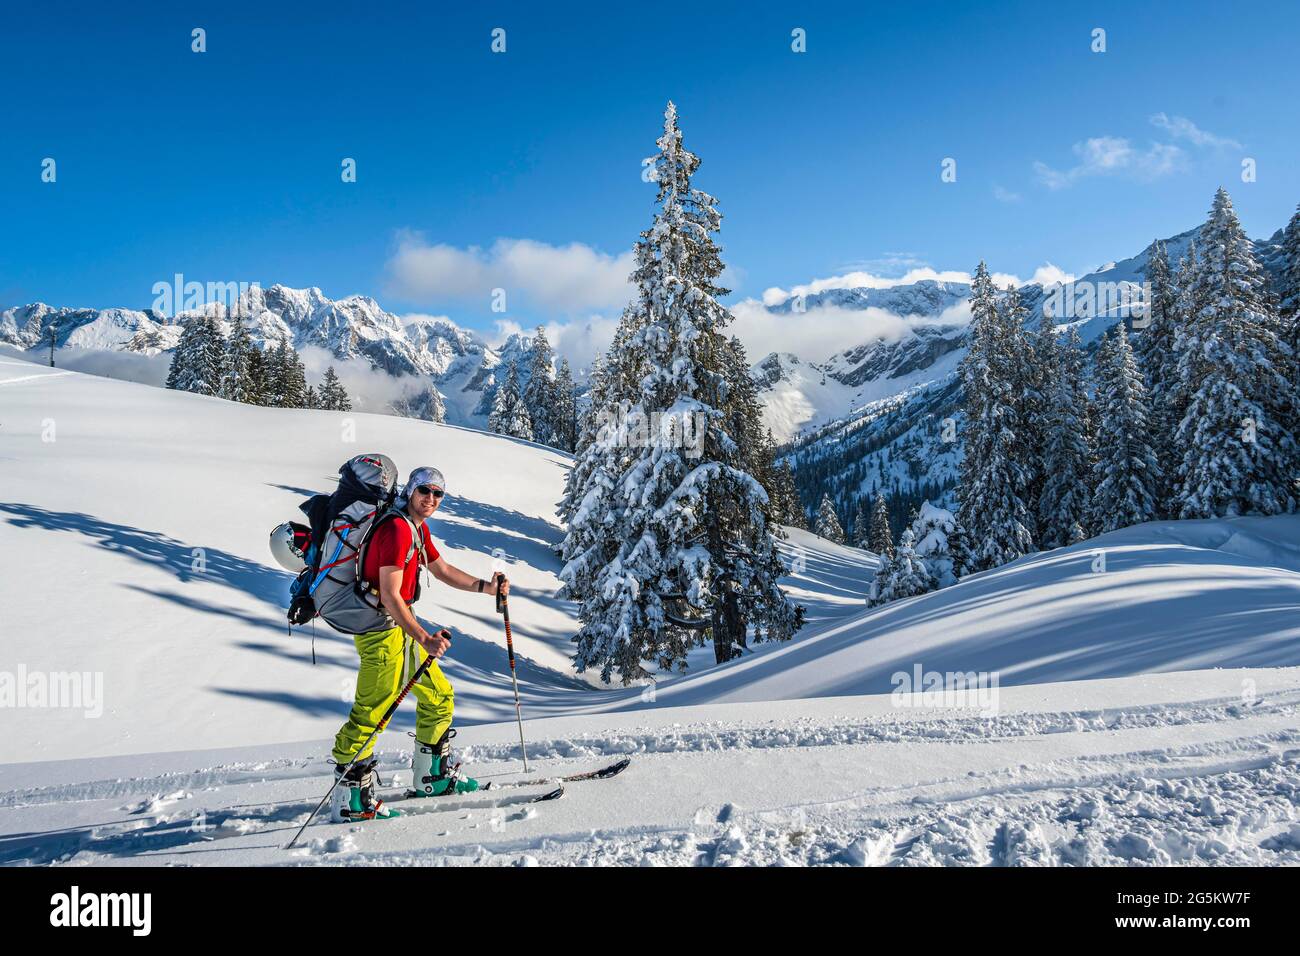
[488,360,534,440]
[852,498,871,548]
[522,327,559,445]
[867,492,894,557]
[868,529,936,607]
[319,366,351,411]
[1038,327,1093,548]
[221,316,253,402]
[563,103,799,678]
[815,493,845,544]
[1089,325,1161,533]
[278,338,308,409]
[908,501,959,588]
[1172,188,1298,518]
[553,358,579,452]
[956,263,1035,570]
[244,347,270,406]
[1132,239,1180,515]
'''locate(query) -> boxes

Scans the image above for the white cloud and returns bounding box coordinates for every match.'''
[761,267,976,306]
[385,234,635,313]
[485,313,623,376]
[730,301,924,364]
[1034,136,1185,189]
[1027,263,1075,287]
[1149,113,1242,150]
[760,261,1072,304]
[993,185,1022,203]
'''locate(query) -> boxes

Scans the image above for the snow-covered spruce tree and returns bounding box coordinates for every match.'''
[304,384,320,409]
[768,461,805,530]
[1131,239,1180,516]
[488,360,534,440]
[867,491,894,557]
[908,501,959,588]
[319,366,352,411]
[553,357,579,452]
[947,517,974,580]
[567,103,800,679]
[164,318,201,392]
[1279,204,1300,436]
[956,263,1035,571]
[221,316,252,402]
[867,529,936,607]
[1020,288,1056,543]
[1281,203,1300,323]
[522,327,558,445]
[1088,325,1161,534]
[556,310,651,557]
[851,498,870,548]
[1037,326,1094,548]
[243,346,270,406]
[558,358,608,527]
[165,316,224,396]
[815,493,846,544]
[556,355,637,593]
[1172,188,1298,518]
[277,337,309,409]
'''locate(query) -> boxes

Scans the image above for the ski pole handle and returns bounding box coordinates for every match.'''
[497,579,516,671]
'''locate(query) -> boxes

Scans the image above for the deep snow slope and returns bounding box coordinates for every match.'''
[0,357,871,765]
[0,355,594,763]
[634,516,1300,708]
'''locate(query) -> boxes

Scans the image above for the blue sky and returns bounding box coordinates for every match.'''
[2,0,1298,346]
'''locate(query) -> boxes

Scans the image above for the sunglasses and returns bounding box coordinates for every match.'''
[416,485,445,499]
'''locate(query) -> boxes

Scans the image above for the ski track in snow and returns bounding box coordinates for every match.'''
[3,690,1297,867]
[5,689,1294,811]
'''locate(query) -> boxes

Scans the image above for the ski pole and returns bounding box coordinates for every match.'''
[285,650,436,850]
[496,578,529,772]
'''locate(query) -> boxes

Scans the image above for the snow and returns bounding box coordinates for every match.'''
[1,355,1298,866]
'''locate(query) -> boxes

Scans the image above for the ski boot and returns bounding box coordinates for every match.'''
[411,728,481,796]
[330,757,400,822]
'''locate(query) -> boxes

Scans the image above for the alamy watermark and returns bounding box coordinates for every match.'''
[890,663,1000,717]
[596,400,706,459]
[151,273,260,319]
[0,664,103,718]
[1044,279,1152,327]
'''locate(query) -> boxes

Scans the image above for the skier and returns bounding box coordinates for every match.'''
[331,465,509,822]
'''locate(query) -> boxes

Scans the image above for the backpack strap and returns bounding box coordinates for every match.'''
[355,508,430,607]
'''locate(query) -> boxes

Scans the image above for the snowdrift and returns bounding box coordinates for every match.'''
[639,517,1300,707]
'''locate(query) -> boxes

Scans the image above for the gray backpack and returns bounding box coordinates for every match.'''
[290,454,429,635]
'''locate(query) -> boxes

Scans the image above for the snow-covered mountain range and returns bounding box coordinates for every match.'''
[0,285,540,426]
[1,220,1289,478]
[758,223,1292,518]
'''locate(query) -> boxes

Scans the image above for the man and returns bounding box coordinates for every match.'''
[331,466,508,822]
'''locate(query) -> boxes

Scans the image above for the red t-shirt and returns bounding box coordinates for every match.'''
[362,515,440,603]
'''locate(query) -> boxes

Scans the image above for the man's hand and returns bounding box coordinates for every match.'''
[489,572,509,597]
[417,628,452,658]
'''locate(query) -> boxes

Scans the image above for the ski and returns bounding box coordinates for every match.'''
[382,783,564,815]
[485,756,632,790]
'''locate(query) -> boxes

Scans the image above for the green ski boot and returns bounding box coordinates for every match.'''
[330,757,401,822]
[411,729,480,796]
